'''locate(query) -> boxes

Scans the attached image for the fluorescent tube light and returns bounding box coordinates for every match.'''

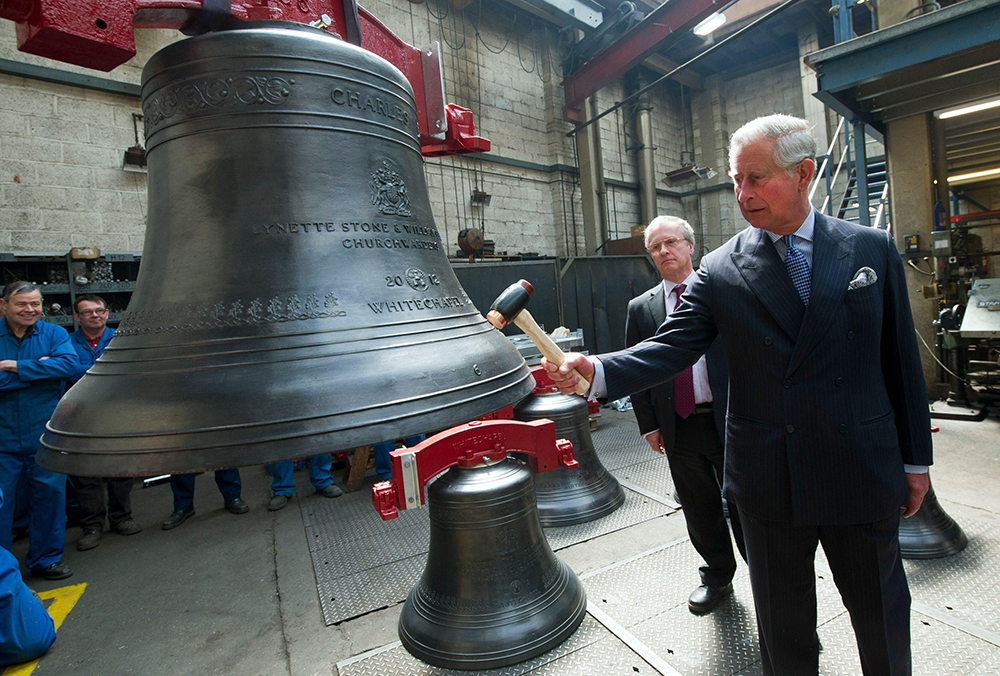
[693,13,726,36]
[939,98,1000,119]
[947,167,1000,183]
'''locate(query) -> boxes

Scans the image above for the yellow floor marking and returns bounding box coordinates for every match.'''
[2,583,87,676]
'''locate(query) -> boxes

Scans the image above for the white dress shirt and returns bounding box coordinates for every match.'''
[766,207,815,266]
[662,272,712,406]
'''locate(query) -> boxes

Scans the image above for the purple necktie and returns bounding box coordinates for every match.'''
[671,284,696,419]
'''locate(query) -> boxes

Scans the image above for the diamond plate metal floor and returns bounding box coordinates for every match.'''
[316,411,1000,674]
[305,410,678,625]
[337,498,1000,675]
[337,617,663,676]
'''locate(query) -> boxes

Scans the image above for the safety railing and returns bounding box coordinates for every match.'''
[872,182,890,231]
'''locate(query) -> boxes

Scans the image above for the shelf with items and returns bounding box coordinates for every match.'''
[67,251,141,330]
[1,250,141,331]
[46,315,75,327]
[0,253,75,325]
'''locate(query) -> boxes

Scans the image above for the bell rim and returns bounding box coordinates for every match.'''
[398,561,586,669]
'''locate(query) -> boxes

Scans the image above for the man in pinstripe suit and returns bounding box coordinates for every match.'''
[545,114,931,675]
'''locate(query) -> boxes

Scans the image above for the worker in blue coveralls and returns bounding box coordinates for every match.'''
[0,281,77,581]
[0,488,56,666]
[68,295,141,552]
[266,455,342,511]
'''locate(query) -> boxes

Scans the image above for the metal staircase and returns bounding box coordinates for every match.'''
[838,158,890,229]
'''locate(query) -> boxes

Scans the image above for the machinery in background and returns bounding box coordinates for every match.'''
[901,218,1000,559]
[924,209,1000,419]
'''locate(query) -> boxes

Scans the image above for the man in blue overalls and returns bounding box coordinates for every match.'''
[68,295,141,551]
[0,487,56,666]
[0,281,77,580]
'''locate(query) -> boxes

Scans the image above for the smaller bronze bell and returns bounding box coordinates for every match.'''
[514,367,625,526]
[899,481,967,559]
[373,420,586,669]
[400,459,586,669]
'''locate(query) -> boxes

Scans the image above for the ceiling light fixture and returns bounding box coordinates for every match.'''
[693,12,726,37]
[947,167,1000,183]
[938,98,1000,119]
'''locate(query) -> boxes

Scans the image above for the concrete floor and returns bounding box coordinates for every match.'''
[8,408,1000,676]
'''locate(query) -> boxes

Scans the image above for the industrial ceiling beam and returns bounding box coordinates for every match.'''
[879,80,1000,124]
[561,0,723,121]
[853,51,1000,104]
[867,63,1000,116]
[806,0,1000,134]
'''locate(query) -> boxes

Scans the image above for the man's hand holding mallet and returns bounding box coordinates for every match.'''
[486,280,593,396]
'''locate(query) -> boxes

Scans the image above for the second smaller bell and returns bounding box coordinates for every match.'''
[514,368,625,526]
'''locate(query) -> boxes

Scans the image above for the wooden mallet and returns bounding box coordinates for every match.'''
[486,280,591,396]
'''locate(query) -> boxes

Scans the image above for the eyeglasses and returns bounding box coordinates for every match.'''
[646,237,687,253]
[76,308,108,317]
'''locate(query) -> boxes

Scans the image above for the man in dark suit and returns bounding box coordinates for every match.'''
[545,114,931,676]
[627,215,745,614]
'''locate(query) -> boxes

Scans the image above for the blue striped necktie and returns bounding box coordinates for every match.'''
[783,235,811,306]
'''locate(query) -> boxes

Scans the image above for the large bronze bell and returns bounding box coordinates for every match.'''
[38,22,532,476]
[399,457,587,669]
[513,368,625,526]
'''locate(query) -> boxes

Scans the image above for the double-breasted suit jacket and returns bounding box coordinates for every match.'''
[602,213,932,525]
[625,283,728,448]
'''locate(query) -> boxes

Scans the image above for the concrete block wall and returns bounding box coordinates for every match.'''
[688,60,810,259]
[725,60,805,134]
[0,25,178,254]
[0,75,147,253]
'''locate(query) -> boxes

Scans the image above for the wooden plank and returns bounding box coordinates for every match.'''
[345,445,372,492]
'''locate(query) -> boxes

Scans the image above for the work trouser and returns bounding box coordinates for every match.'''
[267,455,334,497]
[169,470,241,512]
[0,452,67,570]
[72,476,134,529]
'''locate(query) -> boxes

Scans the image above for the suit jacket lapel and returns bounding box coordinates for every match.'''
[647,284,667,330]
[730,227,805,340]
[786,214,855,377]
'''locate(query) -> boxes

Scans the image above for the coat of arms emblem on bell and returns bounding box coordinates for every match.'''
[371,160,411,216]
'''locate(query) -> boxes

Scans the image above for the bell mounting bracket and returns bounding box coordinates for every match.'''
[372,419,577,521]
[0,0,490,157]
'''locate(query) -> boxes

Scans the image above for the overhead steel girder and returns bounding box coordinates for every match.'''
[561,0,723,121]
[806,0,1000,137]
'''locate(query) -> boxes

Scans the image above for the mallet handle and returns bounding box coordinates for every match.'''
[511,309,591,396]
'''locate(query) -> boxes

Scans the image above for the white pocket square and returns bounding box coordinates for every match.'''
[848,267,877,290]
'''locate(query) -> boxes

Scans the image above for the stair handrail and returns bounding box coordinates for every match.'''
[872,182,890,230]
[810,116,846,202]
[821,132,850,215]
